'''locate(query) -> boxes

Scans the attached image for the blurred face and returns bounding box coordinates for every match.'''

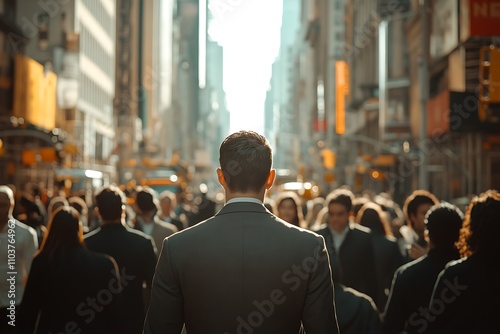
[278,199,297,224]
[160,198,172,216]
[410,203,433,237]
[328,203,350,232]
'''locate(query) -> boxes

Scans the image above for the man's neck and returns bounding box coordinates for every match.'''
[101,219,123,226]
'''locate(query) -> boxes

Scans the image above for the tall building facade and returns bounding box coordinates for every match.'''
[15,0,116,168]
[75,0,116,169]
[265,0,301,171]
[0,0,116,187]
[284,0,500,202]
[115,0,174,183]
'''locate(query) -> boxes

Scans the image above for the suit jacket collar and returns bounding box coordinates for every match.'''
[215,202,269,217]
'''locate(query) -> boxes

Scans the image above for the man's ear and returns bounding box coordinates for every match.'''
[265,169,276,190]
[217,168,226,188]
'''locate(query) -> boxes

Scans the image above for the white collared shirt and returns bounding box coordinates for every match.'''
[136,216,155,236]
[226,197,263,205]
[329,224,350,254]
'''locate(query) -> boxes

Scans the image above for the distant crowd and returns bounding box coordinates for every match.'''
[1,180,499,333]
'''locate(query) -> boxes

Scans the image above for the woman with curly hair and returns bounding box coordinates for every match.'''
[424,190,500,334]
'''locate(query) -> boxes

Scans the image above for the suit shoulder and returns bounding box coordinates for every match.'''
[84,226,102,239]
[394,255,427,279]
[13,220,37,238]
[350,223,372,235]
[154,218,178,233]
[125,227,155,244]
[343,286,377,306]
[312,223,329,235]
[279,224,327,249]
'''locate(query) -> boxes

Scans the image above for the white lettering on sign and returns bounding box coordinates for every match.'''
[473,2,500,18]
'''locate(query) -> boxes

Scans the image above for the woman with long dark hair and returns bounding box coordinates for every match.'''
[275,191,307,228]
[17,206,123,334]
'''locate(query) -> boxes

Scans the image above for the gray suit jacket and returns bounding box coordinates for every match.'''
[134,216,178,253]
[144,202,339,334]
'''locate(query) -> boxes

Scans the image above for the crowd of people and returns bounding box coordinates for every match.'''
[1,131,499,333]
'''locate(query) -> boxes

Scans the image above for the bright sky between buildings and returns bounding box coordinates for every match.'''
[208,0,283,135]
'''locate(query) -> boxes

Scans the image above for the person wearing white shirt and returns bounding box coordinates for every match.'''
[0,185,38,333]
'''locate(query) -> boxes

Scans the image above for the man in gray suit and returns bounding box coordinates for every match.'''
[144,131,339,334]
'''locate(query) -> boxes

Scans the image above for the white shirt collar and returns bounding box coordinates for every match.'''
[226,197,263,205]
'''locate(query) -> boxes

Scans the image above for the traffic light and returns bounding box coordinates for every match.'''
[479,46,500,121]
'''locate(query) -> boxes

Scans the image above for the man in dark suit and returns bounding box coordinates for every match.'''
[144,131,339,334]
[85,186,157,334]
[314,189,378,303]
[383,202,463,334]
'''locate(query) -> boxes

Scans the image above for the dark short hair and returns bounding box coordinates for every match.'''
[425,202,463,247]
[325,189,355,212]
[403,190,439,223]
[95,185,126,221]
[219,131,272,193]
[135,186,159,213]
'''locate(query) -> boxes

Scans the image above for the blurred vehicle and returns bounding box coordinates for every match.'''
[277,181,321,200]
[55,168,110,193]
[137,165,189,195]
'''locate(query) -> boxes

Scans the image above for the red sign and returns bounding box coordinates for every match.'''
[466,0,500,37]
[314,118,327,132]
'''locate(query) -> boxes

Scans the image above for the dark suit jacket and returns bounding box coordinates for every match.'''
[372,234,405,311]
[160,214,186,232]
[335,284,382,334]
[134,215,178,252]
[144,202,339,334]
[423,253,500,334]
[17,246,122,334]
[85,222,157,334]
[382,247,459,334]
[315,223,378,303]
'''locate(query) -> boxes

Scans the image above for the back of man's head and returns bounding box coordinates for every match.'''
[219,131,272,193]
[135,187,159,213]
[95,185,126,222]
[425,202,463,248]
